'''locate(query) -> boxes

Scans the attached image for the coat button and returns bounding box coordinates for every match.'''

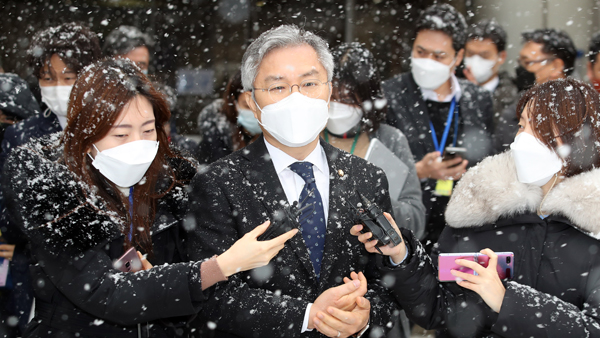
[338,169,344,177]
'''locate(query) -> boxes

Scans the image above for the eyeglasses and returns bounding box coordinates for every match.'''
[253,79,330,102]
[518,57,556,68]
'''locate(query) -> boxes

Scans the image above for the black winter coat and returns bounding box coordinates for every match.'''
[380,151,600,337]
[2,133,212,338]
[187,137,399,337]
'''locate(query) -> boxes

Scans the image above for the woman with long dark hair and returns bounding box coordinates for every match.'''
[352,78,600,337]
[2,58,296,337]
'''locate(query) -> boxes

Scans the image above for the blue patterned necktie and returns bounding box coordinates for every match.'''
[289,161,326,278]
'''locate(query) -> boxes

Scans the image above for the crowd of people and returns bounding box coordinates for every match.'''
[0,3,599,338]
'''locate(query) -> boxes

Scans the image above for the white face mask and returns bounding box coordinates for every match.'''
[327,102,363,135]
[89,140,159,187]
[510,132,563,186]
[410,57,454,90]
[237,106,262,135]
[464,55,497,84]
[255,92,329,148]
[40,85,73,117]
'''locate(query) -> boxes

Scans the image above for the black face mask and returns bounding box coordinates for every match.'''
[514,65,536,92]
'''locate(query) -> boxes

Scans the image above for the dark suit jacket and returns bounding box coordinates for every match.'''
[187,137,399,337]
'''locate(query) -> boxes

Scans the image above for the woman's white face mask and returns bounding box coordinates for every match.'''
[327,102,363,135]
[510,132,564,186]
[89,140,159,187]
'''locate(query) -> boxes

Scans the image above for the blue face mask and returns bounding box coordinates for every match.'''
[237,107,262,135]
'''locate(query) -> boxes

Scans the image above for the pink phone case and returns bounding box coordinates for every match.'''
[438,252,514,282]
[113,247,143,273]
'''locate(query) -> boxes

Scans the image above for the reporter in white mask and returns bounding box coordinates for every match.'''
[2,58,297,337]
[323,42,426,240]
[382,3,494,253]
[0,23,102,172]
[462,19,519,155]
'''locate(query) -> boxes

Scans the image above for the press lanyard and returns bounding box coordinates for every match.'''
[128,186,134,242]
[324,130,360,154]
[429,97,459,152]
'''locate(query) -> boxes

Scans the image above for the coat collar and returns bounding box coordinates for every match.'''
[445,151,600,238]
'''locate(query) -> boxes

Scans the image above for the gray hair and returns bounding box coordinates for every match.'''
[241,25,334,92]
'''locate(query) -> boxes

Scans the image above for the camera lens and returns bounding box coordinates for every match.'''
[506,256,511,264]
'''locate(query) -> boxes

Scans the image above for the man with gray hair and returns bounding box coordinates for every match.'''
[187,25,399,337]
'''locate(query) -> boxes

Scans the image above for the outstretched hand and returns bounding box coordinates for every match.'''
[217,221,298,277]
[452,248,506,313]
[350,212,406,264]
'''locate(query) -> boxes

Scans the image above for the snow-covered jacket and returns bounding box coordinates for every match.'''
[380,151,600,337]
[2,133,212,337]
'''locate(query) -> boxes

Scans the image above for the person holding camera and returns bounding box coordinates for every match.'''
[2,58,298,337]
[353,78,600,337]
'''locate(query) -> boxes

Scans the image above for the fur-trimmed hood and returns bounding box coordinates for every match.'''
[446,151,600,238]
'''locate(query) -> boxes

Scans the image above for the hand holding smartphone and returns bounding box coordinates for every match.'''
[442,146,467,166]
[438,252,514,282]
[113,247,143,273]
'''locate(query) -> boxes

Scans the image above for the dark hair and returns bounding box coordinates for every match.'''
[102,25,153,57]
[516,78,600,177]
[588,31,600,64]
[27,22,101,79]
[63,58,175,254]
[331,42,386,133]
[521,29,577,76]
[467,19,507,52]
[414,4,468,52]
[221,70,252,150]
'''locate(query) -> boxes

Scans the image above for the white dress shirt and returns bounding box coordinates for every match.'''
[482,75,500,93]
[264,139,330,221]
[420,74,463,102]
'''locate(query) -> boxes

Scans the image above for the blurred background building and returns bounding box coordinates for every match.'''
[0,0,597,133]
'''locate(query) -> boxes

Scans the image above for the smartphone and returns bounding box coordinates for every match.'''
[438,252,514,282]
[113,247,143,273]
[442,147,467,162]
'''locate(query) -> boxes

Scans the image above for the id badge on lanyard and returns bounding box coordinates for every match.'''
[429,97,459,196]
